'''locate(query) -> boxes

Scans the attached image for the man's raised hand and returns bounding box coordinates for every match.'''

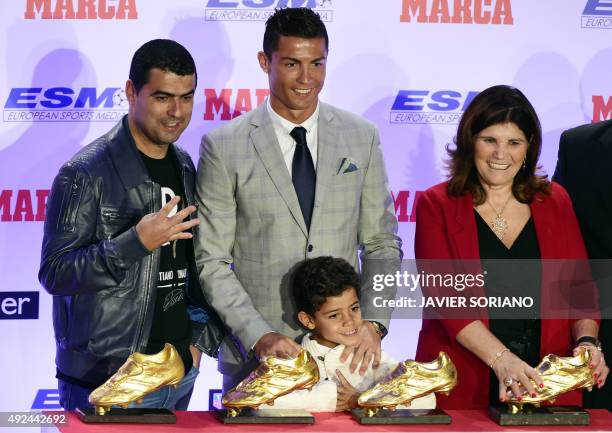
[135,196,199,251]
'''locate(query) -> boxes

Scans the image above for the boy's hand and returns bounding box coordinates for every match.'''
[340,321,382,375]
[335,370,360,411]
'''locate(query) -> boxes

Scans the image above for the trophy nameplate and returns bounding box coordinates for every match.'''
[351,408,451,425]
[488,404,589,426]
[216,408,314,424]
[76,407,177,424]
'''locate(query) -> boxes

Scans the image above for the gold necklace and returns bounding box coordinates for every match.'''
[486,194,513,240]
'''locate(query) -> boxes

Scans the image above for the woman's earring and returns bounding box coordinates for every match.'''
[523,157,527,170]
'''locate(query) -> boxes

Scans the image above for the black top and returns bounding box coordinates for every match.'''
[474,210,541,405]
[140,150,192,373]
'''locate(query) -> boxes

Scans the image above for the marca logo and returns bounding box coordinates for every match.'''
[393,190,422,223]
[204,0,333,22]
[3,87,128,122]
[390,90,478,124]
[32,389,62,409]
[581,0,612,29]
[400,0,513,24]
[204,88,269,121]
[0,291,39,320]
[592,95,612,122]
[24,0,138,19]
[0,189,49,222]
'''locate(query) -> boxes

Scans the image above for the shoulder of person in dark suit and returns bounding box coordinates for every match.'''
[554,120,612,185]
[560,119,612,151]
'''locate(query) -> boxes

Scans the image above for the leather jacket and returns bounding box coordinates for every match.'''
[39,116,223,386]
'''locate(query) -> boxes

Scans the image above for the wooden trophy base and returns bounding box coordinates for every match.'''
[216,408,315,424]
[488,404,590,426]
[351,408,452,425]
[75,407,176,423]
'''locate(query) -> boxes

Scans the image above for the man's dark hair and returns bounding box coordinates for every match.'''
[292,257,360,316]
[263,7,329,59]
[129,39,197,92]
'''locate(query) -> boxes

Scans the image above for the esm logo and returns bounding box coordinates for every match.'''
[32,389,61,410]
[581,0,612,29]
[204,0,333,22]
[390,90,478,124]
[3,87,128,122]
[400,0,513,24]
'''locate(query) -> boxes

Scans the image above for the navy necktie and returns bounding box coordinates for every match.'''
[290,126,316,230]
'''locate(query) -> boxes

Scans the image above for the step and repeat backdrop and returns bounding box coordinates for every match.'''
[1,0,611,412]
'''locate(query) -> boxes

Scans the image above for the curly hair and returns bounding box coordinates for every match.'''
[447,85,550,205]
[292,256,360,316]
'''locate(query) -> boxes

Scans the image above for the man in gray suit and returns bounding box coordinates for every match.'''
[195,7,402,389]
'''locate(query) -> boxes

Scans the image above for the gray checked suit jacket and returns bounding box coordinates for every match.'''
[194,102,402,376]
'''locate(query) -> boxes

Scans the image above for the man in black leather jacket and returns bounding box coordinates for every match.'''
[39,39,223,411]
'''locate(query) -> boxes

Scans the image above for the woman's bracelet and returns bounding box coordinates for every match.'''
[576,336,602,351]
[489,348,510,368]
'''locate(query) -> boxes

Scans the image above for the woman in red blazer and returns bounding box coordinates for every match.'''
[414,85,608,409]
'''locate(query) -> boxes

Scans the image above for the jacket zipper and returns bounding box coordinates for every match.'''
[101,210,120,219]
[131,152,191,352]
[131,180,160,352]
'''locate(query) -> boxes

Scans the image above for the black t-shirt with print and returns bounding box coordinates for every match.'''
[140,149,193,373]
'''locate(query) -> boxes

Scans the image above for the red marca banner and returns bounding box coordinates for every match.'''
[400,0,513,24]
[204,88,270,121]
[593,95,612,122]
[24,0,138,19]
[393,190,423,223]
[0,189,49,222]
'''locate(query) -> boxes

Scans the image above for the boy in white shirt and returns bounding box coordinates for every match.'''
[264,256,435,412]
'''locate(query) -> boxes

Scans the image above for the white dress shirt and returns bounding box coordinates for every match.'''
[266,98,319,177]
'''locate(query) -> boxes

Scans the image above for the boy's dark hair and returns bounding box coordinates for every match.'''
[292,257,360,316]
[129,39,197,92]
[263,7,329,59]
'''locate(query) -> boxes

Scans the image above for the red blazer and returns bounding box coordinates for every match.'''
[414,181,598,409]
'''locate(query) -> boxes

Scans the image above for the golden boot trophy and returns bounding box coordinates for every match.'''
[489,347,595,426]
[352,352,457,424]
[506,347,596,413]
[220,349,319,423]
[84,343,184,419]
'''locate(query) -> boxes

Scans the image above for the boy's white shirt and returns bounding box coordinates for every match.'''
[263,333,436,412]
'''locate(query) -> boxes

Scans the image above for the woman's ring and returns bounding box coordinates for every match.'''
[504,377,515,387]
